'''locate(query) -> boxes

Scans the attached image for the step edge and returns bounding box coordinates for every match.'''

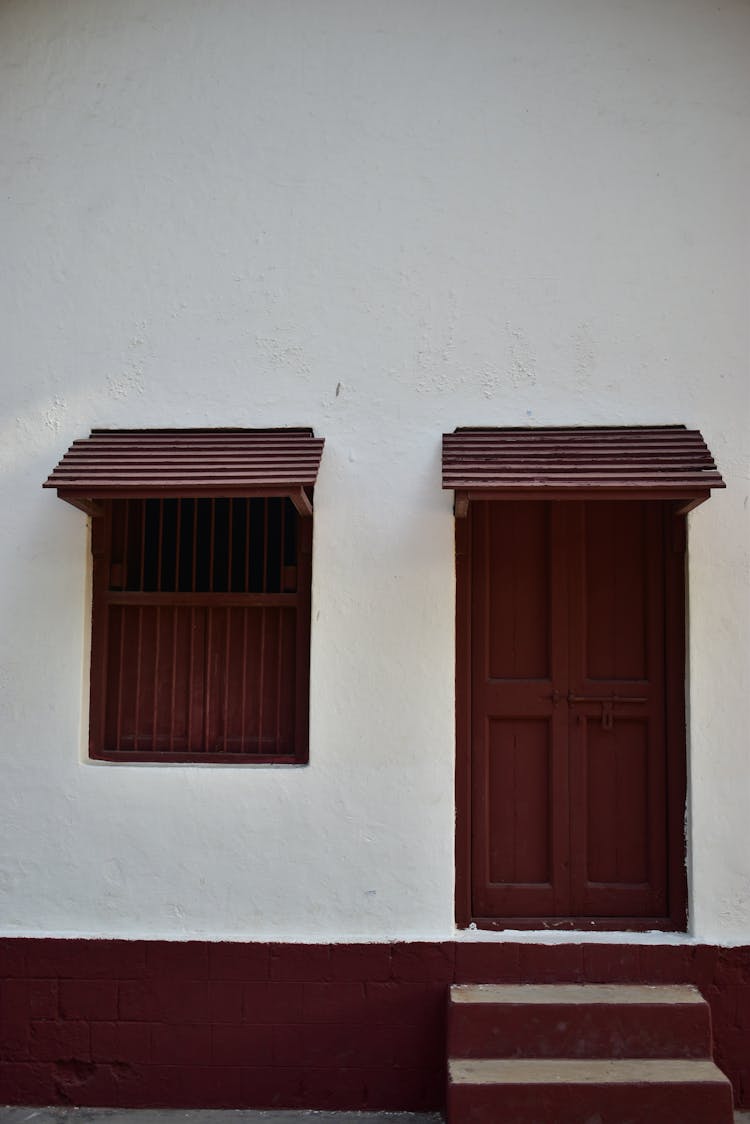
[450,983,705,1005]
[448,1057,732,1087]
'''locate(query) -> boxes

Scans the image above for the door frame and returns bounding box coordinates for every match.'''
[454,499,688,932]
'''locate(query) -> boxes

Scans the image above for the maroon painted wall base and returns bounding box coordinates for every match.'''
[1,939,748,1110]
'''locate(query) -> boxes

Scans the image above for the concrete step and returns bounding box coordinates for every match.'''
[448,1057,735,1124]
[449,983,713,1059]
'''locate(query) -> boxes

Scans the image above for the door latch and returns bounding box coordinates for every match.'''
[566,692,647,731]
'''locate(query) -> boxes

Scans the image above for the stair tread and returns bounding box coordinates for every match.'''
[449,1057,730,1086]
[451,983,704,1005]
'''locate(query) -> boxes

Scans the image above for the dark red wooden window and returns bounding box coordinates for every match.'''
[89,496,311,763]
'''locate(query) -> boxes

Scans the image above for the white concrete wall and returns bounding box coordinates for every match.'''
[1,0,748,944]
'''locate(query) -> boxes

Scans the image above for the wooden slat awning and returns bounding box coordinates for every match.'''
[443,425,724,516]
[44,428,325,516]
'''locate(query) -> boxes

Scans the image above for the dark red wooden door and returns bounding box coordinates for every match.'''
[470,500,674,923]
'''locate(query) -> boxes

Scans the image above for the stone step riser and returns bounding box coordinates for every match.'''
[448,1080,734,1124]
[446,985,734,1124]
[449,1001,713,1059]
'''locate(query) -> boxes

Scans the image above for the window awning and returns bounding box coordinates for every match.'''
[44,428,324,517]
[443,425,724,516]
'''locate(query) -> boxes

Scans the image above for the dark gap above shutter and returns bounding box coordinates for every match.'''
[442,425,724,515]
[107,497,297,595]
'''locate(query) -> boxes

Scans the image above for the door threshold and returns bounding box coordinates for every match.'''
[470,916,684,933]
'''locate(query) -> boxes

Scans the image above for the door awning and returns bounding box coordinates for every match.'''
[44,428,325,517]
[443,425,724,516]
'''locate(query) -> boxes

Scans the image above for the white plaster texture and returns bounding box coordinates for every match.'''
[0,0,748,943]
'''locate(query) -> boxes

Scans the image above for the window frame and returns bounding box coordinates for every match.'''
[87,496,313,765]
[44,428,323,767]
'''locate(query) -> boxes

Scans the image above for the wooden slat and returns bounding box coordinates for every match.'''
[105,591,297,607]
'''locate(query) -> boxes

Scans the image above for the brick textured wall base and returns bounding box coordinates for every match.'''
[1,940,748,1110]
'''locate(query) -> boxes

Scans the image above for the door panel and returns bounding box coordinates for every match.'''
[470,499,673,923]
[585,718,649,885]
[487,719,551,885]
[583,502,649,680]
[487,501,551,680]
